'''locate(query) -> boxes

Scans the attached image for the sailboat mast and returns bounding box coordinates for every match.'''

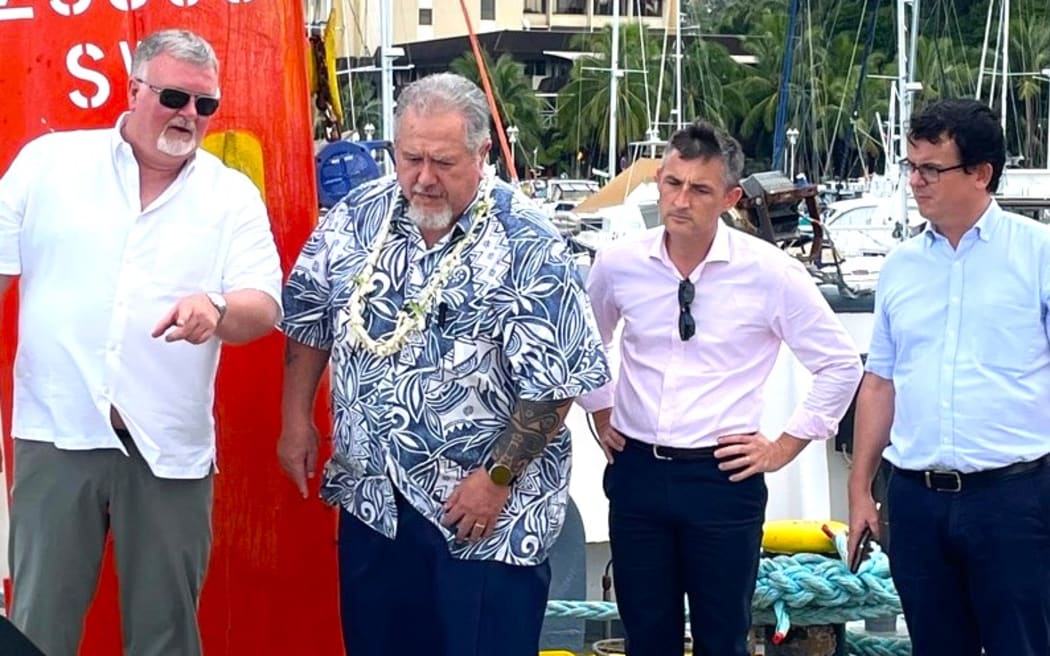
[896,0,919,239]
[1001,0,1009,135]
[609,0,620,178]
[895,0,908,162]
[379,0,394,143]
[675,0,683,130]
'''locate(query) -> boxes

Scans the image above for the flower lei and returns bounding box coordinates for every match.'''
[345,175,496,357]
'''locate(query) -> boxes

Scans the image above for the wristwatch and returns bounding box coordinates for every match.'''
[485,457,514,486]
[206,292,228,324]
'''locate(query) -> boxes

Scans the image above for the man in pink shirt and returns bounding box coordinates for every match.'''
[578,121,862,655]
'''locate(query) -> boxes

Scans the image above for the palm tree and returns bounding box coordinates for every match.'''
[555,21,664,174]
[449,50,546,175]
[339,76,382,138]
[1009,18,1050,165]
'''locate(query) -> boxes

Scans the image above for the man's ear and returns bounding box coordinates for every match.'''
[724,185,744,210]
[127,78,139,108]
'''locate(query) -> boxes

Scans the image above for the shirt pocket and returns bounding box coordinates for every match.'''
[975,302,1046,370]
[148,224,223,293]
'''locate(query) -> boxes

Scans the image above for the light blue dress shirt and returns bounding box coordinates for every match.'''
[866,200,1050,472]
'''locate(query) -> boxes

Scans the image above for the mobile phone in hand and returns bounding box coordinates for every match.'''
[849,527,874,573]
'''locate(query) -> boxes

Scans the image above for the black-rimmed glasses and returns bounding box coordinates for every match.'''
[134,77,221,117]
[900,159,967,184]
[678,279,695,341]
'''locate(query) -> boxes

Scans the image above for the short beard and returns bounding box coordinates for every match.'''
[407,203,454,231]
[156,121,197,157]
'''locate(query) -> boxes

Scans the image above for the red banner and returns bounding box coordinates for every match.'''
[1,2,339,654]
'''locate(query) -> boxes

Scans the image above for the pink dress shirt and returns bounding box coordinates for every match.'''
[578,224,862,448]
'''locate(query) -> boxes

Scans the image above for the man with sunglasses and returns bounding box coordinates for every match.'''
[848,99,1050,656]
[0,29,281,656]
[577,120,862,655]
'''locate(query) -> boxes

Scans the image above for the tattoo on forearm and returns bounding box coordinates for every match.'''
[490,399,572,476]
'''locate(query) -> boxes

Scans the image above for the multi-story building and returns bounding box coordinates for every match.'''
[320,0,679,58]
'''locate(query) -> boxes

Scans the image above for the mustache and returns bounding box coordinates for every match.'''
[167,117,196,132]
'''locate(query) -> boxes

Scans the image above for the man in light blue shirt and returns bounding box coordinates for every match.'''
[848,98,1050,656]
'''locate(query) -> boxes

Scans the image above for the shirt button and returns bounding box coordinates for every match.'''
[950,296,959,303]
[941,400,949,408]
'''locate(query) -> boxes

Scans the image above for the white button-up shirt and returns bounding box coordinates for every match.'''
[0,120,282,478]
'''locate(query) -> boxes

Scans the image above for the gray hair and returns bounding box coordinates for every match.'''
[130,29,219,79]
[663,120,745,187]
[395,73,491,151]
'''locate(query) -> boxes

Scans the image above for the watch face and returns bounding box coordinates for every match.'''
[489,464,513,486]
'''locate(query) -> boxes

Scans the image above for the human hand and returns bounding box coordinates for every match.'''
[847,492,881,569]
[152,293,222,344]
[593,409,625,464]
[714,432,795,482]
[441,468,511,543]
[277,421,320,498]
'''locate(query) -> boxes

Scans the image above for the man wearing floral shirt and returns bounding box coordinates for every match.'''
[278,73,609,656]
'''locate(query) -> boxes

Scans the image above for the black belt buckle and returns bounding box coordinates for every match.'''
[652,443,673,461]
[925,470,962,492]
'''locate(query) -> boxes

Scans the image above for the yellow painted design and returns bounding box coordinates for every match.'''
[322,3,344,124]
[762,519,847,555]
[202,130,267,194]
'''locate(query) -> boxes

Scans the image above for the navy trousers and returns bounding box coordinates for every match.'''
[338,491,551,656]
[605,444,767,656]
[887,464,1050,656]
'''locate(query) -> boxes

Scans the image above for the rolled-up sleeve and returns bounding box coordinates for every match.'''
[502,237,610,402]
[577,247,617,412]
[773,260,864,440]
[280,204,343,350]
[0,138,40,275]
[864,278,896,380]
[221,183,283,313]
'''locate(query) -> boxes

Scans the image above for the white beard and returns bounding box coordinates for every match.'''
[407,203,454,231]
[157,130,196,157]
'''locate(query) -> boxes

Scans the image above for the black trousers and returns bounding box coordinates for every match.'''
[605,443,767,656]
[888,463,1050,656]
[337,491,551,656]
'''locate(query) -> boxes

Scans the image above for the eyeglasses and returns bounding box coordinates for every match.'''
[900,159,967,184]
[134,78,220,117]
[678,279,695,341]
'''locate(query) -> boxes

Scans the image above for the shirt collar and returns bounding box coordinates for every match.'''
[110,112,199,175]
[393,182,486,244]
[923,198,998,244]
[650,220,732,273]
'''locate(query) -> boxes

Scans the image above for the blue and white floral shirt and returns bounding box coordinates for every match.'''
[281,176,609,565]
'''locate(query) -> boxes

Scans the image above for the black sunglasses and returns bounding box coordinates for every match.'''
[134,77,220,117]
[678,279,695,341]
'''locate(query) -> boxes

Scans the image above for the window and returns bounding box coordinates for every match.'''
[831,207,875,228]
[524,0,547,12]
[480,0,495,20]
[637,0,662,16]
[524,60,547,77]
[418,8,432,25]
[593,0,627,15]
[556,0,585,14]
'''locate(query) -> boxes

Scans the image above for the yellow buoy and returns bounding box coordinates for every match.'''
[761,519,847,555]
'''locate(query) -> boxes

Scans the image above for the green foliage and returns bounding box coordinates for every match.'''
[544,0,1050,176]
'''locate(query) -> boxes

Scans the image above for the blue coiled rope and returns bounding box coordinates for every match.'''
[546,540,908,655]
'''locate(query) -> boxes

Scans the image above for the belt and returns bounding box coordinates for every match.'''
[623,436,716,461]
[894,454,1050,492]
